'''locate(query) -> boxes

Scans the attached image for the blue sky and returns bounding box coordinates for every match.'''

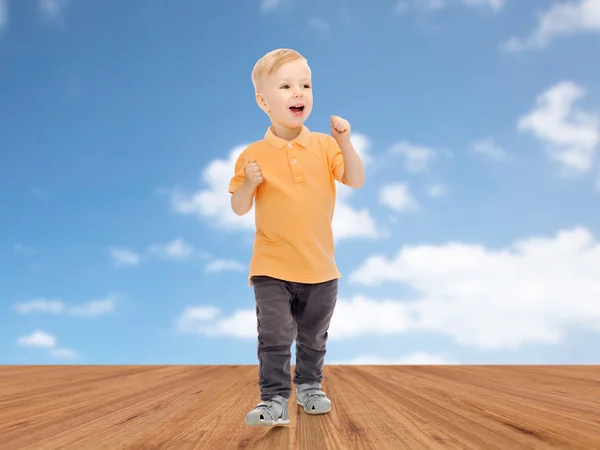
[1,0,600,365]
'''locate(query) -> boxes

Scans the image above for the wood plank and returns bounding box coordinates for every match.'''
[0,365,598,449]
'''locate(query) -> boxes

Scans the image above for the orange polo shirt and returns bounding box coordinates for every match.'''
[228,125,347,286]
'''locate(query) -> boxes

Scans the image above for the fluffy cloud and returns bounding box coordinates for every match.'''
[109,239,245,274]
[170,134,379,241]
[379,182,419,212]
[469,138,509,161]
[327,295,414,339]
[329,352,457,365]
[147,239,195,261]
[16,330,56,348]
[390,141,439,173]
[518,81,599,173]
[16,330,78,360]
[110,248,140,267]
[461,0,504,11]
[396,0,504,14]
[260,0,281,12]
[170,144,253,231]
[175,224,600,351]
[175,294,414,340]
[205,258,246,273]
[175,306,257,339]
[348,226,600,350]
[502,0,600,52]
[110,238,205,268]
[38,0,68,21]
[14,294,116,318]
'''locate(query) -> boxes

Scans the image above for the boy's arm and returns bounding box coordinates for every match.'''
[337,138,365,189]
[229,153,262,216]
[231,180,256,216]
[329,115,365,189]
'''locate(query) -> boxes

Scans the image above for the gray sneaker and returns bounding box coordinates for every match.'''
[296,383,331,414]
[245,395,290,426]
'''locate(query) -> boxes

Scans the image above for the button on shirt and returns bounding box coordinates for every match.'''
[228,125,347,285]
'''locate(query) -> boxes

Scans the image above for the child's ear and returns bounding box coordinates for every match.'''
[256,93,269,114]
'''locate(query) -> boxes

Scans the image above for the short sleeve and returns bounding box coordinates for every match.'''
[228,149,257,196]
[326,135,347,184]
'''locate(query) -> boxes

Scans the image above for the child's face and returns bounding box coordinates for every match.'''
[257,59,313,129]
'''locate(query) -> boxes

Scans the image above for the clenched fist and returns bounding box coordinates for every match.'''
[244,159,264,187]
[330,115,351,142]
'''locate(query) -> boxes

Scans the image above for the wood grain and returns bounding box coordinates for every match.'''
[0,365,599,449]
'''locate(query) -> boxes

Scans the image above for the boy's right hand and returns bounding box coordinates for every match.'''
[244,159,264,187]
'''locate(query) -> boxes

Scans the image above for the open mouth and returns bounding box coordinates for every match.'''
[289,105,305,115]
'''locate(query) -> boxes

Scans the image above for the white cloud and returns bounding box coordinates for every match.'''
[14,294,116,318]
[170,134,380,241]
[502,0,600,52]
[461,0,504,11]
[170,144,254,231]
[327,295,414,339]
[518,81,599,173]
[38,0,68,21]
[348,226,600,350]
[396,0,446,13]
[332,200,379,241]
[390,141,438,173]
[176,306,257,339]
[147,238,195,261]
[14,298,64,314]
[396,0,504,13]
[329,352,457,365]
[68,297,115,318]
[17,330,56,348]
[469,138,509,160]
[110,247,140,267]
[175,294,414,341]
[379,182,419,212]
[260,0,281,12]
[307,17,330,36]
[427,183,447,198]
[0,0,7,32]
[16,330,78,360]
[110,238,204,267]
[205,258,246,273]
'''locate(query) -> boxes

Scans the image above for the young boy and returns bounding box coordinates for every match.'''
[228,48,365,427]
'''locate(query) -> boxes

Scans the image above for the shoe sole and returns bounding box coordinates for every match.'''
[246,418,290,427]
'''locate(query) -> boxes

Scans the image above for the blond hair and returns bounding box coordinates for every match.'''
[251,48,307,93]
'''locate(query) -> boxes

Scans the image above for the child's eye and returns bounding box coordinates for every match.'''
[303,84,311,88]
[280,84,290,89]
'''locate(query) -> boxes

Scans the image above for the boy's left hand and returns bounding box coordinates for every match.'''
[330,115,351,142]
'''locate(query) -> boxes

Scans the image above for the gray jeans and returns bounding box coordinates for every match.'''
[251,275,338,401]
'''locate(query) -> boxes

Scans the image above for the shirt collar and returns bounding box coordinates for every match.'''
[264,125,311,149]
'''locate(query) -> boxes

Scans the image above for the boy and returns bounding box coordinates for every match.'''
[228,48,365,427]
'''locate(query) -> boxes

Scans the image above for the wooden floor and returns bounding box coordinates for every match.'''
[0,365,599,449]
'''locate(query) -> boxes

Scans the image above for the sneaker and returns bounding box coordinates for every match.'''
[245,395,290,426]
[296,383,331,414]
